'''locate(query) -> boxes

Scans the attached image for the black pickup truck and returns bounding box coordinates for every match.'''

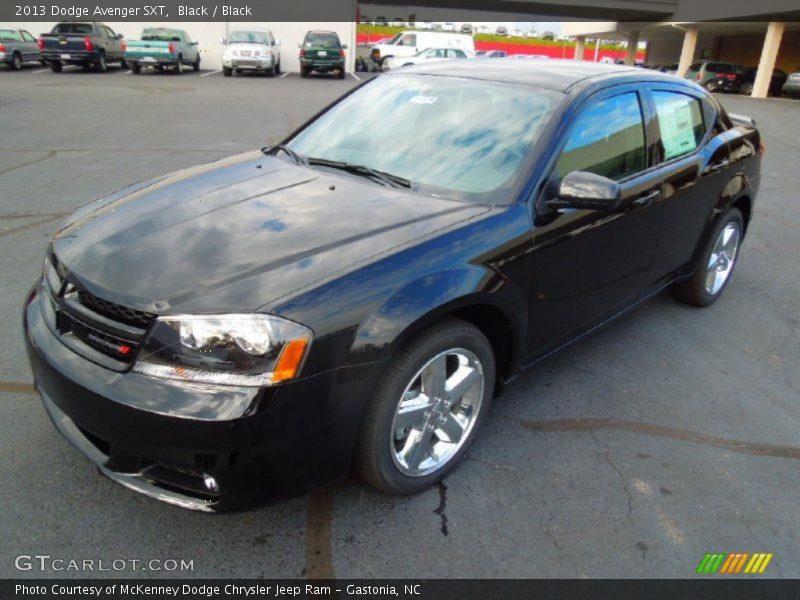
[39,22,126,73]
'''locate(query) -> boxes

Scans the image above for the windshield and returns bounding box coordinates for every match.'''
[304,33,340,48]
[0,29,22,42]
[287,74,559,202]
[142,29,181,42]
[229,31,268,44]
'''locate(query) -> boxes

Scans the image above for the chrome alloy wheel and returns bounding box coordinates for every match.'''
[390,348,484,477]
[705,222,741,295]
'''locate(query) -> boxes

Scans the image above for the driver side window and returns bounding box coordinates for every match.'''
[556,92,646,181]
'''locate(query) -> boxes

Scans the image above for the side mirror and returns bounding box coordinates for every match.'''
[116,33,124,40]
[342,44,348,50]
[274,39,281,46]
[546,171,621,211]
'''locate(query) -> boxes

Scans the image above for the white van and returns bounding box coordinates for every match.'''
[371,31,474,65]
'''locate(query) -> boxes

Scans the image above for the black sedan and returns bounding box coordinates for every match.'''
[24,61,762,511]
[708,66,788,96]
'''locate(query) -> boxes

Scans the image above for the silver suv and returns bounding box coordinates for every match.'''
[222,30,281,77]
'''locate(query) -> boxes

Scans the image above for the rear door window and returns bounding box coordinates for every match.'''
[652,91,705,160]
[556,92,647,181]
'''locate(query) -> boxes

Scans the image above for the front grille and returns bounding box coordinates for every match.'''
[69,317,136,363]
[76,289,155,328]
[42,260,156,367]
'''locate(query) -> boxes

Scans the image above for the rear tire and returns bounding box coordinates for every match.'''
[300,66,309,78]
[222,66,232,77]
[94,52,107,73]
[338,67,346,79]
[267,63,275,77]
[174,56,183,74]
[131,63,141,74]
[193,56,201,71]
[50,61,62,73]
[357,318,495,495]
[671,208,744,307]
[740,82,754,96]
[120,59,128,69]
[11,52,22,71]
[275,60,281,75]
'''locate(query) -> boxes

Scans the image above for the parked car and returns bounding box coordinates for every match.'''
[655,63,679,74]
[371,31,474,65]
[375,17,388,26]
[126,28,200,74]
[476,50,507,58]
[460,24,474,34]
[39,21,126,73]
[708,67,787,96]
[442,23,456,32]
[511,54,551,59]
[25,61,761,511]
[221,30,281,77]
[495,26,509,36]
[685,60,743,87]
[783,70,800,96]
[0,28,43,70]
[383,47,473,70]
[300,30,346,78]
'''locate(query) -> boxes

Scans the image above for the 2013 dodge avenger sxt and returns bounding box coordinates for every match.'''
[24,61,761,511]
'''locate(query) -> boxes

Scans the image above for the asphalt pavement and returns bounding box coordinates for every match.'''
[0,64,797,579]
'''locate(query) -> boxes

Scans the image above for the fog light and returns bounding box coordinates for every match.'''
[203,475,219,493]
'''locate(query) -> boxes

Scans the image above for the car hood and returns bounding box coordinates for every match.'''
[52,151,489,314]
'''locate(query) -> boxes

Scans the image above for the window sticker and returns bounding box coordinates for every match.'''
[659,101,698,159]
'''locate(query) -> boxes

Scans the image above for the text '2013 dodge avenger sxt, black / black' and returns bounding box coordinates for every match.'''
[24,61,761,511]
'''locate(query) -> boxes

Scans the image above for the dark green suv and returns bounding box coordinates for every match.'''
[300,30,346,78]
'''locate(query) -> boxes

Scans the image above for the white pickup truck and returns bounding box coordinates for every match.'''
[370,31,474,66]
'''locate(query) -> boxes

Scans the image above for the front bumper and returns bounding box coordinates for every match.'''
[223,56,273,69]
[24,288,383,511]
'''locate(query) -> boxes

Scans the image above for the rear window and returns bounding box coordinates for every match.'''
[0,29,22,42]
[142,29,181,42]
[706,63,740,74]
[53,23,93,35]
[304,33,340,48]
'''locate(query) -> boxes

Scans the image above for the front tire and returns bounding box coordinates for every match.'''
[131,63,141,74]
[671,208,744,307]
[193,55,201,71]
[222,66,232,77]
[11,52,22,70]
[50,61,63,73]
[358,318,495,495]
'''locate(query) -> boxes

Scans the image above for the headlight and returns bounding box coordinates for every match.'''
[133,314,312,387]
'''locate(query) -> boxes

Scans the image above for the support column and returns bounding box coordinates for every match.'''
[752,21,785,98]
[625,30,640,65]
[676,25,698,78]
[574,36,586,61]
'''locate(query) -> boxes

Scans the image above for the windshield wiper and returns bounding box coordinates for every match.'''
[306,157,411,189]
[262,144,307,166]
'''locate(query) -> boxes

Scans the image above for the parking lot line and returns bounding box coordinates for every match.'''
[32,69,49,74]
[280,71,290,78]
[119,70,132,75]
[350,72,361,81]
[201,70,221,77]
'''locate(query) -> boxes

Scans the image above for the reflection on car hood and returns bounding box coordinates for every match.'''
[52,151,489,314]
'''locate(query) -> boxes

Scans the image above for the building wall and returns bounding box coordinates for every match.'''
[644,33,717,67]
[9,21,357,72]
[714,31,800,73]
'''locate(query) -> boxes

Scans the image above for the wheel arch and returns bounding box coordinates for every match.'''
[351,268,528,394]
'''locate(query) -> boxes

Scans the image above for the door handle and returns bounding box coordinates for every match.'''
[707,159,730,173]
[633,189,661,207]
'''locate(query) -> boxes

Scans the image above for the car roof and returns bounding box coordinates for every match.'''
[388,59,687,93]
